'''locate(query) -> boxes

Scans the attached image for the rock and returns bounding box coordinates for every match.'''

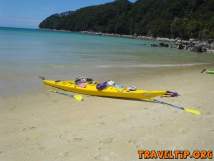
[81,31,212,53]
[191,44,207,53]
[151,44,158,47]
[177,43,185,49]
[210,42,214,49]
[175,39,210,53]
[208,39,214,44]
[207,49,214,53]
[159,42,169,47]
[189,38,195,42]
[156,37,170,41]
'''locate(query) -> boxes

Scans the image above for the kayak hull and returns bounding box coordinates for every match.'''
[43,80,167,100]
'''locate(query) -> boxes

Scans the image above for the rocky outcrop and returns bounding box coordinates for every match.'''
[175,39,214,53]
[81,31,214,53]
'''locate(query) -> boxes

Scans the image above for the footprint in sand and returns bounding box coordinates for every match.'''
[128,139,136,145]
[209,129,214,132]
[159,123,163,127]
[52,99,58,103]
[97,147,102,151]
[29,126,36,130]
[96,121,105,126]
[22,126,37,131]
[119,118,127,122]
[38,145,46,151]
[99,137,114,144]
[94,154,102,160]
[66,139,72,143]
[98,115,104,119]
[73,137,83,142]
[63,151,70,157]
[178,128,188,134]
[135,143,143,149]
[206,111,213,115]
[9,105,16,111]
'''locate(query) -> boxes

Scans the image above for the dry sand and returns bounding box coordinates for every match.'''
[0,67,213,161]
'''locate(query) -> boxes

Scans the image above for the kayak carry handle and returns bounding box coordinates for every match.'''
[163,91,179,97]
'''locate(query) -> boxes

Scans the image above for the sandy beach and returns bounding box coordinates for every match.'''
[0,66,213,161]
[1,0,214,159]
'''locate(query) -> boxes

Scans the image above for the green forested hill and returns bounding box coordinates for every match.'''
[39,0,214,39]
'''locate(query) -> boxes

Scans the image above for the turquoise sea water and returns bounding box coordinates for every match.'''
[0,27,214,96]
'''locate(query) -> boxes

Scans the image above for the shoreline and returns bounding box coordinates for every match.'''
[80,31,214,53]
[0,63,213,98]
[39,28,214,53]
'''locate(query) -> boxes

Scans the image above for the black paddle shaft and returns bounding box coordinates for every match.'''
[153,99,185,110]
[50,90,74,98]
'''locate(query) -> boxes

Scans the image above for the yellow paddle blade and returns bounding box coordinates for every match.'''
[73,95,84,102]
[185,108,201,115]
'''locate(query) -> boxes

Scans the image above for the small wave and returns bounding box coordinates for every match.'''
[96,63,210,68]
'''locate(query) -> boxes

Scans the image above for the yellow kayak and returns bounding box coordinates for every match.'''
[42,78,172,100]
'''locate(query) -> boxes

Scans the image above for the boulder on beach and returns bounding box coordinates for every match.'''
[159,42,169,47]
[177,43,185,49]
[191,44,207,53]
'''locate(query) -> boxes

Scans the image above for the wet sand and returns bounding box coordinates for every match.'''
[0,67,214,161]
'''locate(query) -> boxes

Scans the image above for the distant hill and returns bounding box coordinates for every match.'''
[39,0,214,40]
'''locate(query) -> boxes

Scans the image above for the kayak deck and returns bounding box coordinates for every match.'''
[43,79,168,100]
